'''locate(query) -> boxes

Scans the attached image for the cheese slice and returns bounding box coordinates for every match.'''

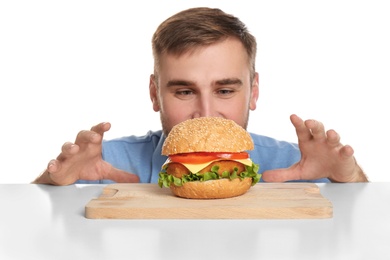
[162,157,253,173]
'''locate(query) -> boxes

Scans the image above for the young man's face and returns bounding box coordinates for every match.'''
[150,38,259,136]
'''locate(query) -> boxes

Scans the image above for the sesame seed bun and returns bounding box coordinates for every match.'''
[162,117,254,155]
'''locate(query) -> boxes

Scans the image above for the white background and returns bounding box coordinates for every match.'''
[1,0,389,183]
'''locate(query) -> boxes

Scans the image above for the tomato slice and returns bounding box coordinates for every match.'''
[169,152,249,164]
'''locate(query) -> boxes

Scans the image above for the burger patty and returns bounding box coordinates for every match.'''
[166,160,246,178]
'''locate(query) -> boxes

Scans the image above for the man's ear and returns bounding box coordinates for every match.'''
[249,72,259,111]
[149,74,160,112]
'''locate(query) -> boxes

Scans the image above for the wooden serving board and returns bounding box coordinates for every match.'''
[85,183,332,219]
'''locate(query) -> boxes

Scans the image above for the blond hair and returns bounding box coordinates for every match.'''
[152,7,257,81]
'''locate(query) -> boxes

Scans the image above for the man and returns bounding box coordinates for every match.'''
[32,7,368,185]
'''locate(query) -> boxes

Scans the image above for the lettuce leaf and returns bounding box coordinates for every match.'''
[158,163,261,188]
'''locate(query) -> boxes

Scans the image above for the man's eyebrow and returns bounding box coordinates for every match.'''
[215,78,243,86]
[166,80,195,87]
[165,78,242,87]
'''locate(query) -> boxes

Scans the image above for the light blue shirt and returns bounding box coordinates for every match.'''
[77,130,329,184]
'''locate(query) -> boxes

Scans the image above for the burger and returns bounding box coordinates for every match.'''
[158,117,261,199]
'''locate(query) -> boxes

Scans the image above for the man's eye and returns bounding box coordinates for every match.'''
[217,89,235,95]
[176,90,194,96]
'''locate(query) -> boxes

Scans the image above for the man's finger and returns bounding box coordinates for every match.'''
[106,168,140,183]
[90,122,111,135]
[305,119,326,141]
[290,114,312,142]
[261,168,300,182]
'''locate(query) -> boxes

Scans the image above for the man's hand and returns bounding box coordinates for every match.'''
[262,114,368,183]
[32,122,140,185]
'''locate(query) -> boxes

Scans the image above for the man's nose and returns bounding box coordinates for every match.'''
[192,95,215,118]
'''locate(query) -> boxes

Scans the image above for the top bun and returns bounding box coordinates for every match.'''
[162,117,254,155]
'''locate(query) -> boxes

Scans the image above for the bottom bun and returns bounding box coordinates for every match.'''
[169,178,253,199]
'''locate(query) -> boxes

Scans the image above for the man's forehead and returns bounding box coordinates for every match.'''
[161,38,247,58]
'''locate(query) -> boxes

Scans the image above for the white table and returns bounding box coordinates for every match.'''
[1,183,389,260]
